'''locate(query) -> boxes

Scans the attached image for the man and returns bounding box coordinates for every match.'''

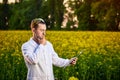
[21,18,77,80]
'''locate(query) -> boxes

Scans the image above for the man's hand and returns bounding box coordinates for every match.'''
[37,37,46,45]
[69,57,78,65]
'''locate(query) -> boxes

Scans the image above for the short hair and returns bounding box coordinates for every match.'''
[30,18,46,29]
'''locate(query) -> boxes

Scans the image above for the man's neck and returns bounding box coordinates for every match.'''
[32,37,46,45]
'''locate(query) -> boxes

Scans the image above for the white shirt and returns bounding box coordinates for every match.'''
[21,38,70,80]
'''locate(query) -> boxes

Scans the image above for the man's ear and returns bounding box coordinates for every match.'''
[32,28,35,33]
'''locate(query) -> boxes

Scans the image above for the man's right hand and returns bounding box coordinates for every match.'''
[38,38,46,45]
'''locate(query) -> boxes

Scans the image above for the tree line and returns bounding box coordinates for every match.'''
[0,0,120,31]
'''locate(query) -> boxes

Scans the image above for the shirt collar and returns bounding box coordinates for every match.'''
[29,38,39,47]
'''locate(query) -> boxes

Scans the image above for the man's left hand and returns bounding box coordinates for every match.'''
[70,57,78,65]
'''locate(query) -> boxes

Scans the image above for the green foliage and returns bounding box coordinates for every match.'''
[0,0,120,31]
[91,0,120,31]
[54,0,65,30]
[76,2,91,30]
[47,0,65,30]
[9,0,49,30]
[105,8,117,30]
[91,1,107,30]
[0,2,11,30]
[9,3,31,29]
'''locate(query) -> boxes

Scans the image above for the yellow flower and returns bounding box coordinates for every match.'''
[69,76,79,80]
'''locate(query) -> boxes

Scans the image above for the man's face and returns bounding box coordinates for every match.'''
[33,23,46,40]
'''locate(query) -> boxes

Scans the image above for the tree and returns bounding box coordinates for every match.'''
[1,0,119,31]
[91,0,120,31]
[54,0,65,30]
[9,1,33,30]
[0,0,11,30]
[75,0,92,30]
[91,1,108,30]
[8,0,49,30]
[47,0,65,30]
[111,0,120,31]
[47,0,55,29]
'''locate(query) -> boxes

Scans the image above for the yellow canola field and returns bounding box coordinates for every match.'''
[0,31,120,80]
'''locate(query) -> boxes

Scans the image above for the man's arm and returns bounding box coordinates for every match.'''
[21,43,41,65]
[51,44,77,67]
